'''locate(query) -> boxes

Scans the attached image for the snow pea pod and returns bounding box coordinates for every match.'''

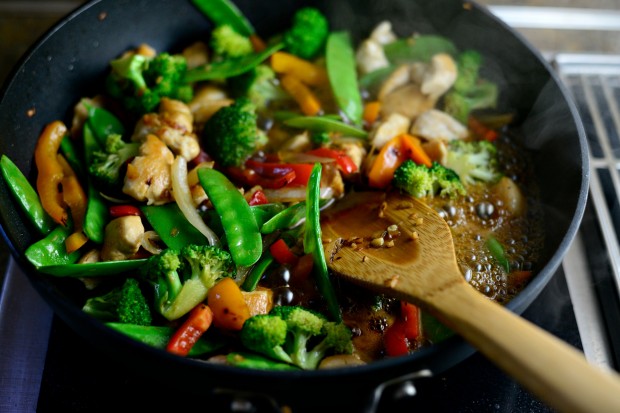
[261,199,330,234]
[304,163,341,321]
[191,0,254,37]
[85,103,125,145]
[25,224,81,268]
[383,35,457,65]
[37,258,148,277]
[283,116,367,139]
[1,155,55,235]
[59,135,85,178]
[81,124,109,244]
[197,168,262,267]
[106,322,227,356]
[326,32,363,126]
[141,203,208,250]
[184,42,283,82]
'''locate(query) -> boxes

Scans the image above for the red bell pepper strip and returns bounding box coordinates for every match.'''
[245,159,315,187]
[226,166,296,189]
[400,301,420,340]
[269,238,299,266]
[109,205,142,218]
[384,320,409,357]
[306,147,358,174]
[248,189,269,206]
[166,303,214,357]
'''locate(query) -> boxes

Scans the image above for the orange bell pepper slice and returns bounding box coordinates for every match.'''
[34,121,69,226]
[207,277,251,331]
[57,154,89,253]
[166,303,214,357]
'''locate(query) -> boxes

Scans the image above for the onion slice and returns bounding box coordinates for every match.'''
[171,156,219,246]
[140,230,164,255]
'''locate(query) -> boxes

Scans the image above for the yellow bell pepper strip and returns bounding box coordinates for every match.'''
[106,322,226,356]
[198,167,262,267]
[304,163,341,321]
[166,303,214,357]
[362,101,381,126]
[280,74,322,116]
[0,155,55,235]
[25,224,81,268]
[207,277,251,331]
[271,51,328,86]
[326,32,364,126]
[57,154,88,253]
[34,121,69,226]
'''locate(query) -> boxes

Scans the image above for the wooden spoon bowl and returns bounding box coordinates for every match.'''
[321,191,620,413]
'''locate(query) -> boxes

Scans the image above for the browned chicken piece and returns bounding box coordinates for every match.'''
[100,215,145,261]
[182,41,209,69]
[189,84,234,126]
[368,112,410,149]
[410,109,468,142]
[132,98,200,161]
[123,134,174,205]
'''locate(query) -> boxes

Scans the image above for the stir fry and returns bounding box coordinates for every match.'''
[1,0,544,370]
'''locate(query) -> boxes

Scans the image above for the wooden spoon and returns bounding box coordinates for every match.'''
[321,191,620,413]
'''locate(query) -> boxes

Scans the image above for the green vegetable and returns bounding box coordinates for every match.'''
[202,97,266,168]
[393,160,465,199]
[0,155,55,235]
[191,0,254,37]
[84,102,125,145]
[260,199,329,234]
[383,35,457,65]
[241,251,274,292]
[88,133,139,193]
[141,203,208,250]
[83,278,152,326]
[141,244,235,320]
[226,352,301,371]
[304,164,341,321]
[283,116,368,139]
[486,235,511,273]
[239,305,353,370]
[197,167,262,267]
[59,135,85,178]
[228,64,289,111]
[106,322,226,356]
[282,7,329,60]
[443,50,498,124]
[36,258,147,277]
[444,140,502,185]
[106,52,192,115]
[210,24,253,59]
[184,42,283,82]
[25,225,81,268]
[82,124,109,244]
[326,32,363,126]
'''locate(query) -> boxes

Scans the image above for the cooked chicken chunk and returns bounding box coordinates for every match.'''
[410,109,468,142]
[189,84,234,126]
[413,53,457,100]
[132,98,200,161]
[356,39,390,75]
[123,134,174,205]
[369,21,397,45]
[369,112,410,149]
[101,216,145,261]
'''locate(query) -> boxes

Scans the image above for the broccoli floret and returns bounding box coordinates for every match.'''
[393,160,465,199]
[210,24,254,59]
[444,140,503,185]
[239,314,293,364]
[89,133,139,191]
[443,50,498,124]
[202,97,268,167]
[106,52,193,115]
[141,244,236,321]
[82,278,152,326]
[228,64,289,110]
[283,7,329,60]
[239,305,353,370]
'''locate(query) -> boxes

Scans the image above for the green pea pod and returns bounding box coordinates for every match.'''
[241,250,274,292]
[85,103,125,145]
[383,35,457,65]
[82,124,109,244]
[1,155,55,235]
[261,199,331,234]
[283,116,367,139]
[304,163,341,321]
[106,322,226,356]
[326,32,363,126]
[141,203,208,250]
[184,42,283,83]
[191,0,254,37]
[60,135,85,178]
[25,225,81,268]
[226,352,300,371]
[251,203,286,228]
[197,168,262,267]
[37,258,148,277]
[486,235,511,273]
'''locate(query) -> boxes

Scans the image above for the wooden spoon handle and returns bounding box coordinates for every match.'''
[419,280,620,413]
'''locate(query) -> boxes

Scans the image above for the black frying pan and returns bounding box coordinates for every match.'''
[0,0,588,410]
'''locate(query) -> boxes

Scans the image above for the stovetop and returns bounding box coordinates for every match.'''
[2,3,620,413]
